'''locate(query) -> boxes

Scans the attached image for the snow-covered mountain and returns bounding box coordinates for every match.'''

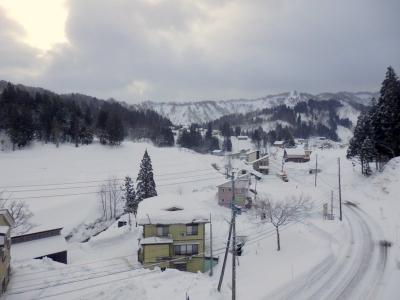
[138,91,377,125]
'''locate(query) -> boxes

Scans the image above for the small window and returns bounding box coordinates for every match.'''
[156,225,169,237]
[186,224,198,236]
[174,244,198,255]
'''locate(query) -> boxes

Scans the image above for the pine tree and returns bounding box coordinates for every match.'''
[136,150,157,202]
[360,137,375,176]
[123,176,138,228]
[372,66,400,158]
[106,112,124,145]
[347,111,370,160]
[97,108,109,144]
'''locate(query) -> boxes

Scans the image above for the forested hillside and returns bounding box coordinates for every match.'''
[209,98,367,143]
[0,82,174,150]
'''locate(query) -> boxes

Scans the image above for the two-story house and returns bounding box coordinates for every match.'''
[0,209,14,294]
[137,198,210,273]
[217,174,251,208]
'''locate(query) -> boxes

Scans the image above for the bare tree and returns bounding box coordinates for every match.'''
[258,194,312,251]
[0,191,33,234]
[98,178,123,221]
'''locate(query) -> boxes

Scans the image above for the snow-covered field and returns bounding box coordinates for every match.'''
[1,140,399,299]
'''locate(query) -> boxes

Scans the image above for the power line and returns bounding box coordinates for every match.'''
[0,168,214,190]
[7,175,224,201]
[5,171,219,194]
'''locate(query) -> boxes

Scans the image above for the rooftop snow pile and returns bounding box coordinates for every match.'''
[284,147,307,156]
[137,193,211,225]
[12,235,67,261]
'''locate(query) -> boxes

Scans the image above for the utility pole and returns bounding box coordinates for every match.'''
[330,190,333,219]
[209,213,213,276]
[232,175,236,300]
[217,218,232,291]
[338,158,342,221]
[314,154,318,187]
[218,172,235,293]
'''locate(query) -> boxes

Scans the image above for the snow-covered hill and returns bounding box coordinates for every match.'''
[138,91,377,125]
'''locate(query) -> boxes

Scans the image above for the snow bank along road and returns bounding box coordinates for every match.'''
[265,203,387,300]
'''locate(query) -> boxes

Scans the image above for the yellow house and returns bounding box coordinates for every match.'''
[137,200,210,273]
[0,209,15,294]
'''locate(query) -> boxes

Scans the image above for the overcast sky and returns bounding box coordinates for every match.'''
[0,0,399,103]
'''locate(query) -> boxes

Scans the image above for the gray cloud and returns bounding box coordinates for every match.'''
[1,0,399,102]
[0,7,42,82]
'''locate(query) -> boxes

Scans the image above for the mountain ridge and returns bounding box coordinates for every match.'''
[137,91,378,125]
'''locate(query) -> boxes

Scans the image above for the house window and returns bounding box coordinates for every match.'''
[186,224,198,236]
[221,188,224,192]
[174,244,199,255]
[156,225,169,237]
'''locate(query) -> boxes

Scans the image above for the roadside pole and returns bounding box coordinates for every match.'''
[338,158,343,221]
[209,213,213,276]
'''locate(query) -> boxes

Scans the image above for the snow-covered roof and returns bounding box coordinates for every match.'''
[11,235,68,261]
[285,147,307,156]
[249,170,263,179]
[248,155,269,164]
[217,176,250,189]
[273,141,285,145]
[246,150,259,155]
[140,237,173,245]
[0,209,15,226]
[0,226,10,235]
[137,194,210,225]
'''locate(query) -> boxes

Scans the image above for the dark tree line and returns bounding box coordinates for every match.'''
[177,123,220,153]
[347,67,400,175]
[0,83,174,149]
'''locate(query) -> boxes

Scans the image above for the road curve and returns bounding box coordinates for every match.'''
[264,204,386,300]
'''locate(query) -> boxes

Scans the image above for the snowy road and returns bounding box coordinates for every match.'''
[265,204,386,300]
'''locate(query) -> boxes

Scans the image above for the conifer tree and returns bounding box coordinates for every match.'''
[136,150,157,202]
[123,176,138,228]
[373,66,400,158]
[106,113,124,145]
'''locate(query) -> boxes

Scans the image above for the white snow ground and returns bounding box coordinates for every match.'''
[1,140,399,300]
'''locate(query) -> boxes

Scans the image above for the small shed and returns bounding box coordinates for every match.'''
[284,147,311,162]
[11,228,68,264]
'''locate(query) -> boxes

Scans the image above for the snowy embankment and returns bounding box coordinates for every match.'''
[2,141,399,299]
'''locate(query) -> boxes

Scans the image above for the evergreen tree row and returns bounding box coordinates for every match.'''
[177,123,220,153]
[347,67,400,175]
[0,83,174,149]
